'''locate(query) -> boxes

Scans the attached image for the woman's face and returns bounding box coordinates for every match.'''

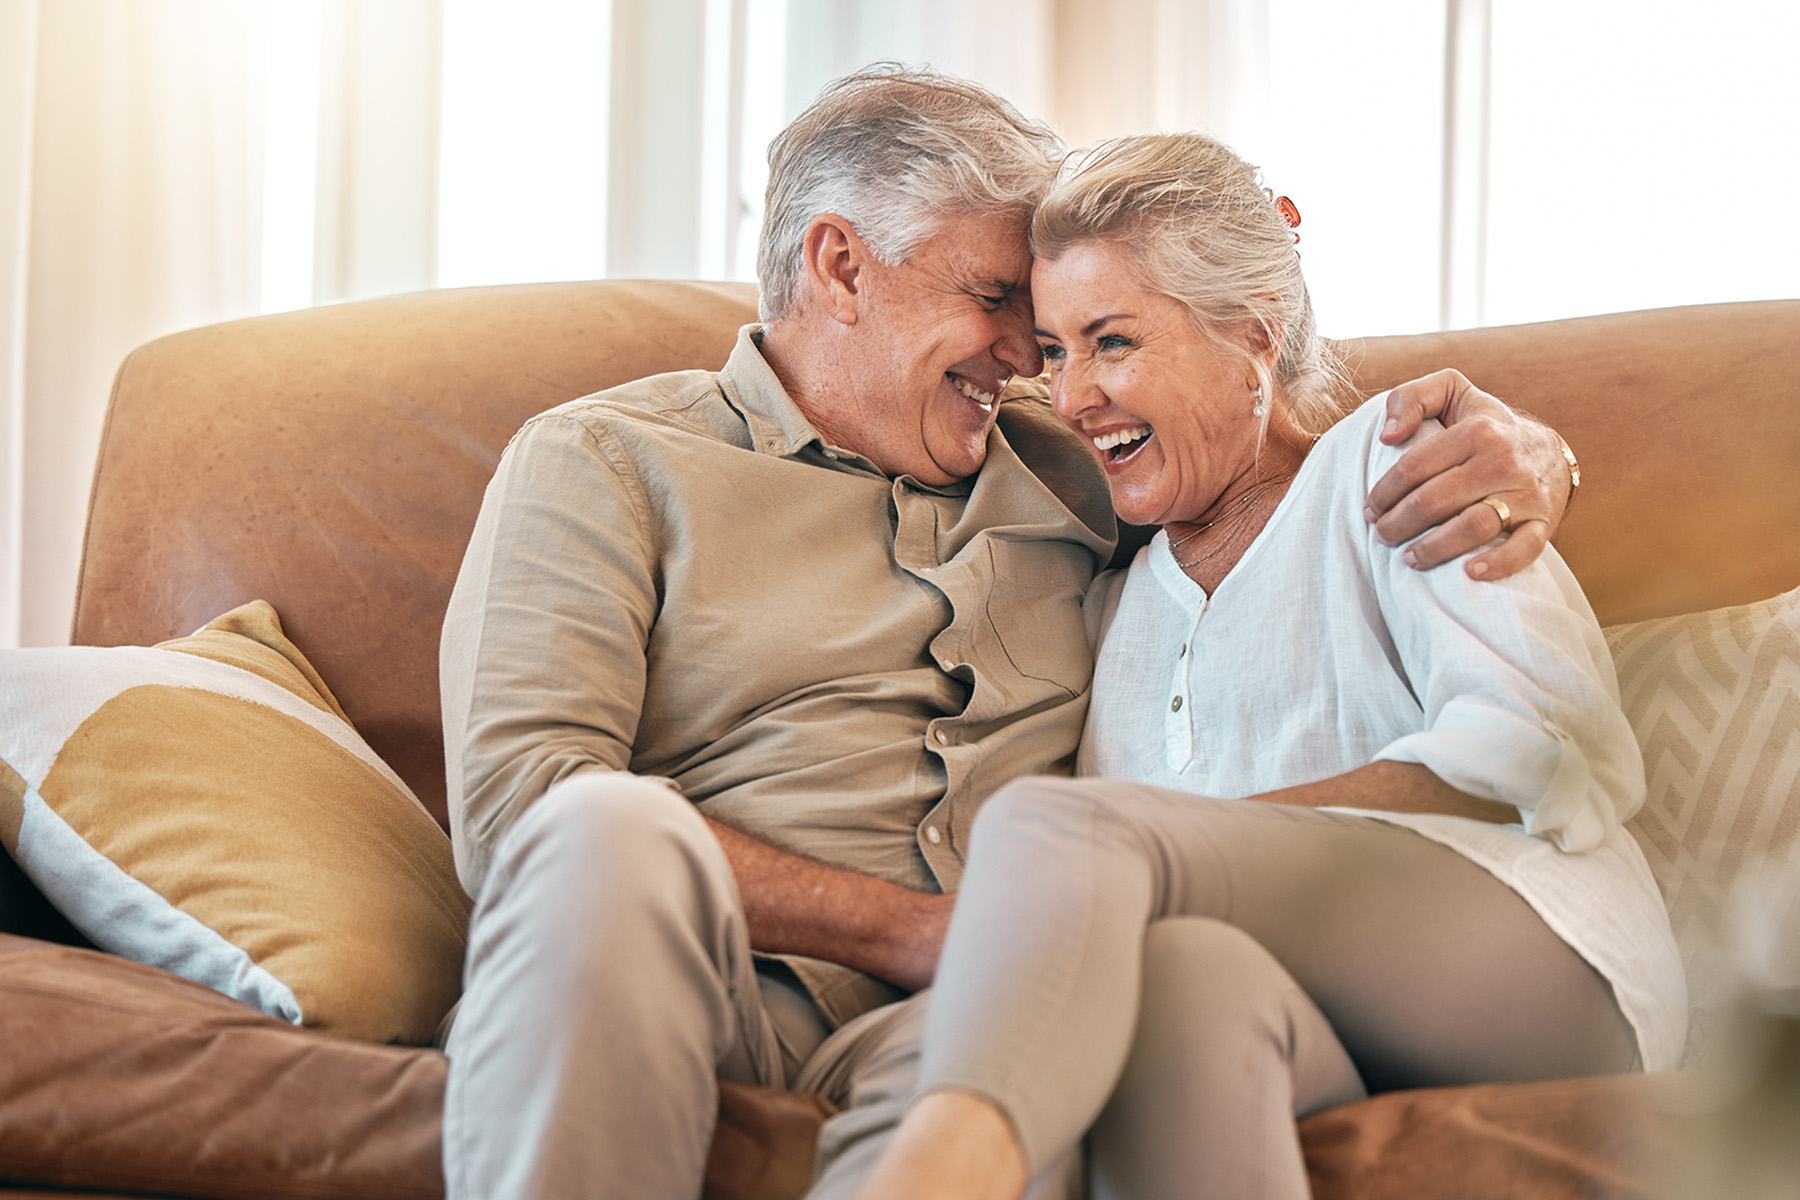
[1032,241,1267,529]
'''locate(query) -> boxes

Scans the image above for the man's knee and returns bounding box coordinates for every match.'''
[492,773,723,900]
[467,773,739,980]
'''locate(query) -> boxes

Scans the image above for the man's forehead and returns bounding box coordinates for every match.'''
[932,215,1033,288]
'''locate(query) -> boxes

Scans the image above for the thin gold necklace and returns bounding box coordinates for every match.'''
[1167,474,1292,552]
[1171,474,1293,571]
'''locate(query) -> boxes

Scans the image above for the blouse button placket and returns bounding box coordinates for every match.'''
[1166,598,1206,772]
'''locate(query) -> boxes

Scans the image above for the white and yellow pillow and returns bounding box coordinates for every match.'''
[0,601,469,1044]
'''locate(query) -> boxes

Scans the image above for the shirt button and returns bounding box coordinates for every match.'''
[823,449,838,460]
[932,729,949,745]
[925,825,942,845]
[1170,695,1184,712]
[1179,642,1187,658]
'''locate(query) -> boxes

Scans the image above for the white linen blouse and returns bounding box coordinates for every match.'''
[1078,395,1687,1071]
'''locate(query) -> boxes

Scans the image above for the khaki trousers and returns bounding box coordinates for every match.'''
[443,774,899,1200]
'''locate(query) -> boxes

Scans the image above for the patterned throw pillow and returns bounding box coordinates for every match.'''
[1609,585,1800,1027]
[0,601,470,1044]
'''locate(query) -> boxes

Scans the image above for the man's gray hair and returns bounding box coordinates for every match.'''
[756,64,1064,324]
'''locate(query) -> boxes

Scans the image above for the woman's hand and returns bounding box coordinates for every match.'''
[1365,370,1575,581]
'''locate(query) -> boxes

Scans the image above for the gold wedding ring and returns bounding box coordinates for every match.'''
[1480,496,1513,531]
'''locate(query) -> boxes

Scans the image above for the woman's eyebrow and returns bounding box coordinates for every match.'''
[1034,314,1130,342]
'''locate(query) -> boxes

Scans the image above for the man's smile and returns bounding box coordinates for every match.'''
[949,373,999,410]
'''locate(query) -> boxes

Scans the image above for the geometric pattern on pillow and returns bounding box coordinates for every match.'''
[0,601,471,1044]
[1607,585,1800,1026]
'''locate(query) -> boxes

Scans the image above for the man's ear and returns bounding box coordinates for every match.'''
[802,214,868,326]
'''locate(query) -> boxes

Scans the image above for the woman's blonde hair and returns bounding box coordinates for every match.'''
[1032,133,1349,436]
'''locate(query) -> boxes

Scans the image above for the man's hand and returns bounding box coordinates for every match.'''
[705,815,952,992]
[1364,369,1574,581]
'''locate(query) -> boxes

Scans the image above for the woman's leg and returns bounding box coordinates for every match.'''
[1088,917,1365,1200]
[879,777,1636,1196]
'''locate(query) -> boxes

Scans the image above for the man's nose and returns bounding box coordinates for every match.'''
[994,313,1043,379]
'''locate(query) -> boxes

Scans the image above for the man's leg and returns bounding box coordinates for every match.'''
[804,993,1083,1200]
[443,774,784,1200]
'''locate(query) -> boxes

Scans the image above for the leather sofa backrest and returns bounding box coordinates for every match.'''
[73,284,1800,829]
[1345,300,1800,630]
[75,281,760,828]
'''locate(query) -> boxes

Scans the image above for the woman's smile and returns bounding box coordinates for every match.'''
[1033,241,1288,529]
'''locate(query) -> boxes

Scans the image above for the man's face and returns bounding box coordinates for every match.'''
[832,210,1041,486]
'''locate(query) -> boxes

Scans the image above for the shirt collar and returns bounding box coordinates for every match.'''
[717,325,834,460]
[719,324,970,491]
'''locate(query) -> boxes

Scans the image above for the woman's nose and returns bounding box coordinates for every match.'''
[1050,359,1100,424]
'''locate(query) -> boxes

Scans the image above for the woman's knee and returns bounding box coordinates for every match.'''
[970,777,1134,860]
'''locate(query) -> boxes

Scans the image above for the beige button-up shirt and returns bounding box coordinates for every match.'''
[442,326,1115,1025]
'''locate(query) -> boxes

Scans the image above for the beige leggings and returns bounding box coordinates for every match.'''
[912,778,1638,1200]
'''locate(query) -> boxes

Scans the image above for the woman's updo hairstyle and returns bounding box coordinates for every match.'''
[1032,133,1348,436]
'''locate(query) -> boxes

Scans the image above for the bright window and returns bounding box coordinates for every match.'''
[437,0,612,289]
[1484,0,1800,325]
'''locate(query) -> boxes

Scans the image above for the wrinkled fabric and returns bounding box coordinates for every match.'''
[441,325,1114,1026]
[1081,395,1685,1071]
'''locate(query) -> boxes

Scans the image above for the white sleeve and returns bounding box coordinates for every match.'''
[1361,420,1645,853]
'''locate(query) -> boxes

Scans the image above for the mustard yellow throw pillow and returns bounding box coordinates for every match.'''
[0,601,470,1044]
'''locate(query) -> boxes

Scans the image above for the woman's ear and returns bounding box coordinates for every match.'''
[802,214,867,326]
[1243,311,1287,375]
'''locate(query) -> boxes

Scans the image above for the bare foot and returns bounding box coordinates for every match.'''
[851,1089,1029,1200]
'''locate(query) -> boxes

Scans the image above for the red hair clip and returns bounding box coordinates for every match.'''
[1266,190,1301,243]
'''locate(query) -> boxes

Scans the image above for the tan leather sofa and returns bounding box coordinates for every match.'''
[2,281,1797,1199]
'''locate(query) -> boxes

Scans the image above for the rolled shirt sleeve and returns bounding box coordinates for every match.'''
[1364,417,1644,854]
[441,410,671,894]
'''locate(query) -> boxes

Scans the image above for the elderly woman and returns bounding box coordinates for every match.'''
[851,133,1686,1200]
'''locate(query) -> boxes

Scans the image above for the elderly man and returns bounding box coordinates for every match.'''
[438,66,1573,1198]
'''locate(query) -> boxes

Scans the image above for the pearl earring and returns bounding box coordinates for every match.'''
[1252,385,1267,419]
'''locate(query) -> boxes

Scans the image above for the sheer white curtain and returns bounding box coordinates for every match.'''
[0,0,444,649]
[1,0,264,649]
[1,0,34,649]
